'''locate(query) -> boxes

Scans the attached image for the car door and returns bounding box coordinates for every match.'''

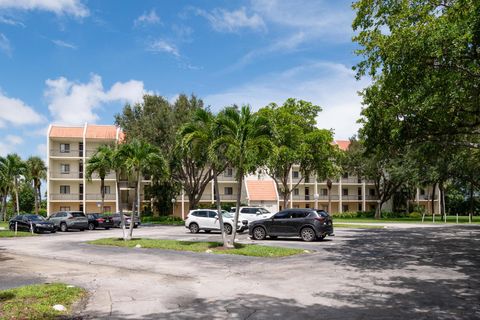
[20,215,31,231]
[267,211,291,235]
[48,212,60,226]
[287,211,308,235]
[194,211,210,229]
[205,211,218,230]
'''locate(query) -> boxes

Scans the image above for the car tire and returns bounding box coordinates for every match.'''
[60,223,68,232]
[224,224,233,235]
[300,227,316,242]
[189,223,200,233]
[252,226,266,240]
[88,223,95,231]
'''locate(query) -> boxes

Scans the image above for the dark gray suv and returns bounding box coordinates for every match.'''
[249,209,334,242]
[48,211,88,232]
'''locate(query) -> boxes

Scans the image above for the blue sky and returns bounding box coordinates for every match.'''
[0,0,367,160]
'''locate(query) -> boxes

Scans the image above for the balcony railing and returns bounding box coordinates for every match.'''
[50,193,81,201]
[217,174,236,181]
[50,171,82,179]
[214,194,237,201]
[341,195,363,200]
[50,149,82,157]
[86,194,116,201]
[89,172,116,180]
[341,178,363,184]
[365,195,378,200]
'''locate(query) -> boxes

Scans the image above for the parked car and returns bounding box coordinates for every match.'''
[112,213,140,228]
[86,213,114,230]
[47,211,88,232]
[249,208,334,242]
[9,214,56,233]
[185,209,248,234]
[229,206,275,224]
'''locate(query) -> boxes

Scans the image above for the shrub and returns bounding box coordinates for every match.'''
[408,212,422,219]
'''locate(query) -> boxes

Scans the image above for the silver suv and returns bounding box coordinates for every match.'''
[230,207,275,224]
[48,211,88,232]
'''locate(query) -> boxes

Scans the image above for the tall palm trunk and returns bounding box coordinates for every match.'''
[14,178,19,215]
[213,169,231,248]
[128,171,141,239]
[1,194,7,222]
[116,172,127,240]
[231,171,244,245]
[100,177,105,214]
[33,179,39,215]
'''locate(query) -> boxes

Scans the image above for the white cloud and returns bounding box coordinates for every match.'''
[0,90,45,127]
[0,16,25,27]
[205,61,369,140]
[195,7,265,33]
[147,39,180,57]
[0,0,89,17]
[134,9,160,27]
[52,39,77,49]
[6,134,23,145]
[44,74,147,125]
[0,33,12,56]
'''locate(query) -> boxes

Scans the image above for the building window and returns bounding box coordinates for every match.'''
[305,204,310,208]
[342,204,349,212]
[224,187,233,195]
[294,188,299,196]
[60,185,70,194]
[79,204,83,212]
[60,164,70,174]
[104,206,112,213]
[225,168,233,177]
[420,189,425,196]
[369,189,375,196]
[322,188,328,196]
[293,171,299,179]
[103,186,111,194]
[370,204,376,211]
[60,206,71,211]
[342,172,349,179]
[342,188,348,196]
[358,203,362,211]
[304,176,310,183]
[60,143,70,153]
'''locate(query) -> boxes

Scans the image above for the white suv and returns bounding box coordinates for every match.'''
[185,209,248,234]
[230,207,275,224]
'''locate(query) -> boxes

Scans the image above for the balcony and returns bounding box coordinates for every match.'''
[50,149,82,157]
[217,174,236,182]
[85,193,116,201]
[50,193,82,201]
[342,195,363,201]
[50,171,82,179]
[89,172,116,180]
[214,194,237,201]
[341,178,363,184]
[365,195,378,201]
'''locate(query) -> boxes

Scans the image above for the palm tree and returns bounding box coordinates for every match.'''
[0,154,25,216]
[86,145,114,215]
[181,108,231,247]
[0,156,9,221]
[25,156,47,215]
[215,106,271,243]
[122,139,168,239]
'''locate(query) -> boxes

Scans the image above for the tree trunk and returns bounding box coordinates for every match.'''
[116,172,127,240]
[431,182,437,215]
[34,180,39,215]
[469,182,474,223]
[374,201,383,219]
[14,178,20,215]
[230,171,244,246]
[283,190,289,211]
[100,178,105,214]
[1,195,7,222]
[188,193,197,210]
[213,170,231,248]
[439,181,445,220]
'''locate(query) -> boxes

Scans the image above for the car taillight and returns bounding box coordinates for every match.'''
[96,218,105,223]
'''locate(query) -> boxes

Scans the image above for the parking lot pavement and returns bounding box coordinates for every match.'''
[1,225,479,319]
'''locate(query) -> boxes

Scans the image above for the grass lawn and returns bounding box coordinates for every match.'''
[0,283,86,320]
[89,238,304,257]
[0,222,7,229]
[334,223,384,229]
[333,216,480,224]
[0,230,36,238]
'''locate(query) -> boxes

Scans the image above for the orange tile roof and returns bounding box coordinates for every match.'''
[246,180,278,201]
[334,140,350,151]
[49,126,84,138]
[85,125,118,140]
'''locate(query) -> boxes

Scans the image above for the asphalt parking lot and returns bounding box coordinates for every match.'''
[1,224,479,319]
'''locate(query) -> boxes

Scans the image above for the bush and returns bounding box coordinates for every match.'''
[408,212,422,219]
[141,215,183,224]
[38,209,47,217]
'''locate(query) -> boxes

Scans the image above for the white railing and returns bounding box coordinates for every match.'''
[86,194,116,200]
[50,193,81,201]
[50,172,82,179]
[50,149,82,157]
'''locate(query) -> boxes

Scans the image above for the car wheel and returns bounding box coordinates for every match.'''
[204,230,211,233]
[300,227,316,242]
[224,224,233,235]
[252,226,266,240]
[60,223,68,232]
[189,223,199,233]
[88,223,95,230]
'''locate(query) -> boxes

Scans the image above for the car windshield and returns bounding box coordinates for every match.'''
[258,208,270,214]
[316,210,329,217]
[222,211,233,218]
[26,215,45,221]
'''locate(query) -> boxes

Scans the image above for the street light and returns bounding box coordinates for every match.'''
[171,198,176,216]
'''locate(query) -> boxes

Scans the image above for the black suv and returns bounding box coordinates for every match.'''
[249,209,334,242]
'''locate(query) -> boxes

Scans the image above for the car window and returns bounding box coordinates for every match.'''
[195,211,208,218]
[28,215,45,221]
[274,211,290,219]
[71,212,85,218]
[22,215,29,221]
[292,211,309,219]
[259,208,270,214]
[207,211,217,218]
[316,210,329,217]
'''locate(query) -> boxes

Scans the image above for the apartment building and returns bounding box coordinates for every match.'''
[47,124,149,215]
[47,125,438,218]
